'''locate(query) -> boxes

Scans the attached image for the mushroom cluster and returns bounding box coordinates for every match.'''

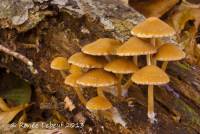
[50,17,185,124]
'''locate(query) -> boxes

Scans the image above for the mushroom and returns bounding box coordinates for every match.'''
[77,69,118,98]
[81,38,121,61]
[155,43,185,71]
[50,57,70,78]
[116,37,157,66]
[131,65,169,123]
[104,58,138,97]
[64,73,87,105]
[86,96,112,111]
[69,64,82,74]
[131,17,176,64]
[86,96,112,120]
[82,38,121,56]
[131,17,175,38]
[68,52,107,69]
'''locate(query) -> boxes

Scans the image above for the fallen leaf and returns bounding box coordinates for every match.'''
[0,104,28,124]
[0,97,10,111]
[0,74,32,105]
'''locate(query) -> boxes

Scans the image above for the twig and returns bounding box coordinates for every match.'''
[0,44,38,74]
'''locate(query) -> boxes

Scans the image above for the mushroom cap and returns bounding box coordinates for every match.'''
[64,73,83,87]
[50,57,70,70]
[68,52,107,68]
[131,65,169,85]
[155,43,185,61]
[82,38,121,56]
[104,58,138,74]
[77,69,118,87]
[86,96,112,111]
[131,17,176,38]
[116,37,157,56]
[69,64,82,74]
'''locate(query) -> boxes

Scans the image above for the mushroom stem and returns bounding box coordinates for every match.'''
[133,56,138,66]
[74,87,87,105]
[161,61,168,71]
[122,78,132,96]
[147,55,152,65]
[97,87,105,98]
[151,38,156,47]
[105,56,111,62]
[150,38,156,65]
[152,56,157,65]
[123,78,132,90]
[60,71,66,79]
[116,74,123,97]
[148,85,155,123]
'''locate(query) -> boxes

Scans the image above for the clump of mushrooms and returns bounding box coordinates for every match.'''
[81,38,122,96]
[49,17,186,125]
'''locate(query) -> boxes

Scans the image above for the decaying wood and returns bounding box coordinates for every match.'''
[0,0,200,133]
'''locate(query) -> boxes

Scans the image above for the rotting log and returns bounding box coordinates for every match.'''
[0,0,200,133]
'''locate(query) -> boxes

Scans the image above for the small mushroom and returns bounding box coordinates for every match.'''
[69,64,82,74]
[131,17,176,39]
[131,65,169,123]
[64,73,87,105]
[86,96,113,119]
[86,96,113,111]
[68,52,107,69]
[50,57,70,78]
[155,43,185,71]
[131,17,176,65]
[116,37,157,66]
[77,69,118,98]
[104,58,138,97]
[82,38,121,56]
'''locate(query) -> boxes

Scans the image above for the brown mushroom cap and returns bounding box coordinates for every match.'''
[68,52,107,68]
[86,96,112,111]
[131,65,169,85]
[77,69,118,87]
[82,38,121,56]
[50,57,70,70]
[69,65,82,74]
[104,58,138,74]
[64,73,83,87]
[155,43,185,61]
[116,37,156,56]
[131,17,175,38]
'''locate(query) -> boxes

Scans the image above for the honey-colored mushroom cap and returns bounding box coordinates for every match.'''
[155,43,185,61]
[77,69,118,87]
[116,37,156,56]
[69,65,82,74]
[50,57,70,70]
[104,58,138,74]
[131,65,169,85]
[131,17,175,38]
[86,96,112,111]
[64,73,83,87]
[68,52,107,68]
[82,38,121,56]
